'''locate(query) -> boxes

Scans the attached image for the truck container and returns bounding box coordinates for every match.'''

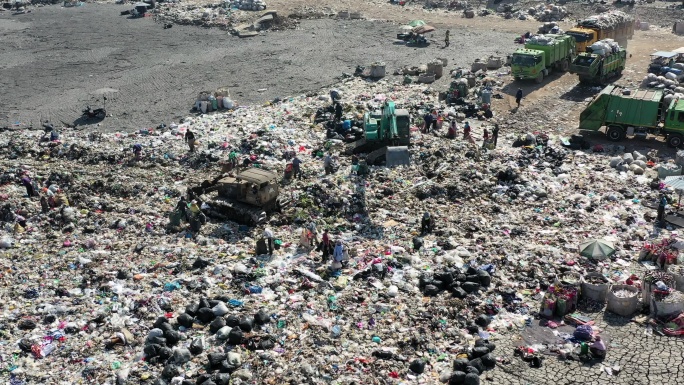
[511,34,576,83]
[579,85,684,147]
[565,11,634,53]
[569,41,627,85]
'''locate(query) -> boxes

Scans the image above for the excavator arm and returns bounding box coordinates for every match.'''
[381,101,400,141]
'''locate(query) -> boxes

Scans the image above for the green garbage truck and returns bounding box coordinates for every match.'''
[511,34,576,83]
[579,85,684,147]
[569,40,627,85]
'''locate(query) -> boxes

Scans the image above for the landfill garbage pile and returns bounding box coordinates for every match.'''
[641,72,684,89]
[588,39,620,57]
[153,1,295,31]
[3,76,684,384]
[532,4,569,22]
[152,2,239,29]
[224,0,265,12]
[577,10,634,30]
[537,22,562,35]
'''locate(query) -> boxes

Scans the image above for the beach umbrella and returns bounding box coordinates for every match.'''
[578,239,615,260]
[408,20,426,27]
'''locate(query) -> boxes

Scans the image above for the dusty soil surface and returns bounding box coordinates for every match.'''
[0,4,516,131]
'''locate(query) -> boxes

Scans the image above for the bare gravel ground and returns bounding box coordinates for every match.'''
[0,4,516,131]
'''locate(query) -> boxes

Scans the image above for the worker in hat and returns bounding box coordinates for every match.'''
[421,212,434,235]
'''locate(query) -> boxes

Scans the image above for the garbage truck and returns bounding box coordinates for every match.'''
[348,100,410,166]
[511,34,576,83]
[568,40,627,85]
[578,85,684,147]
[565,11,635,53]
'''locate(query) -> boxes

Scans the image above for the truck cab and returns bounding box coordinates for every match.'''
[565,28,597,53]
[511,49,545,82]
[511,34,574,83]
[664,98,684,147]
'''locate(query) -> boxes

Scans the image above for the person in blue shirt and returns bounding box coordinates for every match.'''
[292,156,303,180]
[658,195,668,224]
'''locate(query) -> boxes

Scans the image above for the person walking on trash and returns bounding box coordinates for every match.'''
[292,156,303,180]
[307,221,319,245]
[492,124,500,147]
[658,194,668,225]
[334,101,343,123]
[515,88,523,107]
[446,119,458,139]
[321,228,333,261]
[444,30,450,47]
[20,173,35,198]
[423,111,433,134]
[263,227,275,256]
[175,196,190,221]
[299,226,313,249]
[185,129,196,152]
[228,150,238,171]
[324,153,334,175]
[331,240,346,271]
[421,212,434,235]
[330,89,341,103]
[132,143,142,161]
[463,122,472,140]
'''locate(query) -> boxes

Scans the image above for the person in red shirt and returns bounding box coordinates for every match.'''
[321,229,333,261]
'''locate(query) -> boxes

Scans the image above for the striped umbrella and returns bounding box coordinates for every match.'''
[578,239,615,260]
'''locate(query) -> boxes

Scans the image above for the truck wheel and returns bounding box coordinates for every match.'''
[606,126,624,142]
[535,73,544,84]
[561,59,569,72]
[668,134,683,148]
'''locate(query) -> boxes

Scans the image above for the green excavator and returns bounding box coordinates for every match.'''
[348,100,411,166]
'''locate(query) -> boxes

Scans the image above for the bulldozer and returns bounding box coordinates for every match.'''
[347,100,411,166]
[190,168,289,226]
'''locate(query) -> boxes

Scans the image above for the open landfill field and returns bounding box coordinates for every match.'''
[4,1,684,385]
[0,4,518,130]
